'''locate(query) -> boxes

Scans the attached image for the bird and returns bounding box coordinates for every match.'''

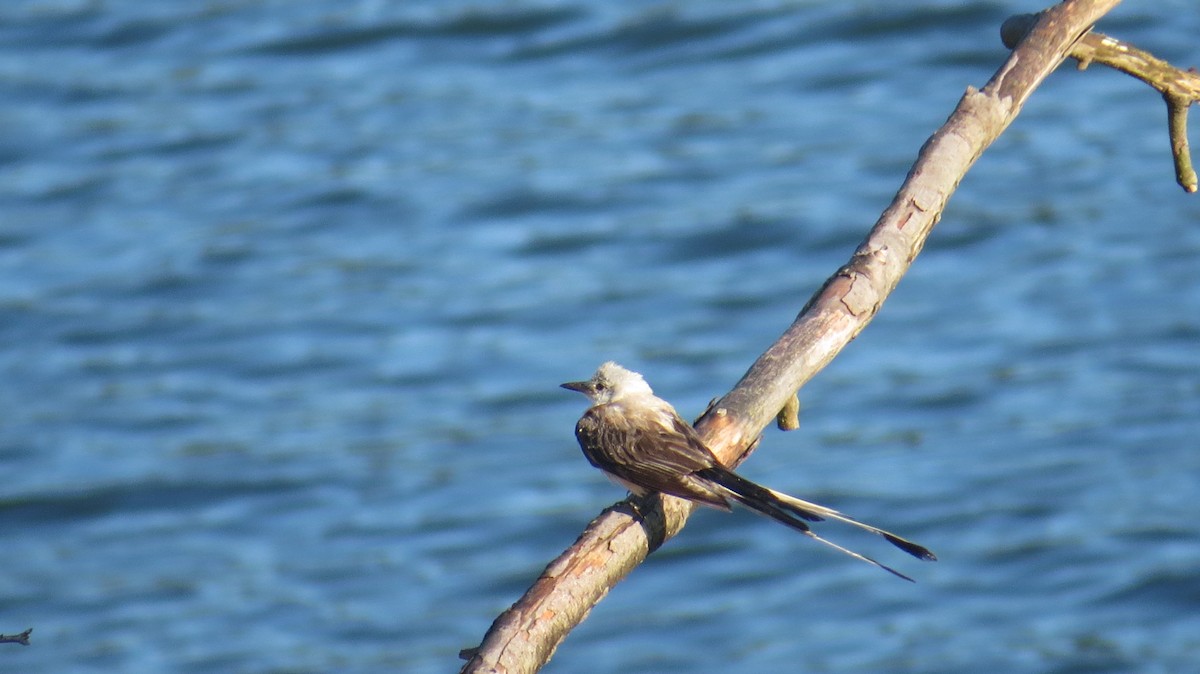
[561,361,936,581]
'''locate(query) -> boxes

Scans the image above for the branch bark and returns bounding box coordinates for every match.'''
[460,2,1124,672]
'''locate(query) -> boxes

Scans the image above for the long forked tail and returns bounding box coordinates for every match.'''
[695,466,936,581]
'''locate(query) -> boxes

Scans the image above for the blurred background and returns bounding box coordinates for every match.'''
[1,1,1198,672]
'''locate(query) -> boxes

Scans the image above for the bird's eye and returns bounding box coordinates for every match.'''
[595,383,606,391]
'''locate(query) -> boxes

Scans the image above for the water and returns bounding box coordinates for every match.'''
[2,1,1199,672]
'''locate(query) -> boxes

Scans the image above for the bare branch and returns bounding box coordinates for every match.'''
[1002,11,1200,192]
[694,0,1120,459]
[460,2,1125,672]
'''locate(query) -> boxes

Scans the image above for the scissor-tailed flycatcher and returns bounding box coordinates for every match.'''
[562,361,936,581]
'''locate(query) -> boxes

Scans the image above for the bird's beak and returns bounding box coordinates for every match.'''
[560,380,592,394]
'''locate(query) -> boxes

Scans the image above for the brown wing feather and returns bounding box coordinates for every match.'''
[575,404,730,509]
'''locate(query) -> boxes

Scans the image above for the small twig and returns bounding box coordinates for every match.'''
[1165,92,1197,192]
[1002,12,1200,192]
[0,629,31,646]
[775,393,801,431]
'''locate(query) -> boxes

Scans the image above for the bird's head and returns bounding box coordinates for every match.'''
[561,361,654,405]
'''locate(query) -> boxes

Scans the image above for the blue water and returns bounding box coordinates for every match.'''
[2,1,1199,672]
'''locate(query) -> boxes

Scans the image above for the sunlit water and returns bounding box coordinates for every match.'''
[1,2,1199,673]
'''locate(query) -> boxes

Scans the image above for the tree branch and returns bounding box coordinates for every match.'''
[460,2,1124,672]
[1002,11,1200,192]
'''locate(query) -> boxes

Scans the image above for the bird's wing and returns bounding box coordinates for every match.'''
[575,405,730,510]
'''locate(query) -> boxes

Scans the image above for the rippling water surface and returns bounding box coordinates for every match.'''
[2,2,1199,673]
